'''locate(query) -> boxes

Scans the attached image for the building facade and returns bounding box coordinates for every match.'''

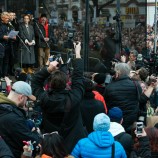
[147,0,156,25]
[0,0,146,25]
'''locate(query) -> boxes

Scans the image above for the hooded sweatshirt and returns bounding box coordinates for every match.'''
[109,122,125,137]
[0,92,16,105]
[109,122,133,157]
[71,131,127,158]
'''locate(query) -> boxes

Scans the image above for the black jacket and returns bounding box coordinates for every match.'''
[0,22,11,58]
[104,76,142,131]
[35,23,54,48]
[130,136,151,158]
[0,93,40,158]
[0,137,15,158]
[19,23,35,64]
[31,59,87,153]
[80,91,105,133]
[115,132,133,157]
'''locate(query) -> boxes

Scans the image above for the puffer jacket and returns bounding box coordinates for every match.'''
[71,131,127,158]
[104,76,142,131]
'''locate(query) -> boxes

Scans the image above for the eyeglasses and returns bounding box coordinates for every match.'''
[43,131,58,138]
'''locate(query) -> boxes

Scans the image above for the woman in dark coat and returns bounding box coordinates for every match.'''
[19,14,35,74]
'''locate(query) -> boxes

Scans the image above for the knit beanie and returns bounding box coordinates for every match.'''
[93,113,110,131]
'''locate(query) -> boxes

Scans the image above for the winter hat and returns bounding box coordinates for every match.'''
[94,62,107,73]
[83,78,94,92]
[137,54,143,61]
[93,73,106,84]
[108,107,123,123]
[93,113,110,131]
[40,13,47,18]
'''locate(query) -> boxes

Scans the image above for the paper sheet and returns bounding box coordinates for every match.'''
[8,30,19,38]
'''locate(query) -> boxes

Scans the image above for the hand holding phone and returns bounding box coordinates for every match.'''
[136,122,144,136]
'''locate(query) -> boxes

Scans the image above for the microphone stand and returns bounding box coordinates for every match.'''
[8,22,32,54]
[33,20,50,48]
[8,22,32,68]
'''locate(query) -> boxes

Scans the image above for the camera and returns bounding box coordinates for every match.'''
[64,28,76,49]
[0,79,6,91]
[49,54,61,62]
[136,122,143,136]
[113,13,120,21]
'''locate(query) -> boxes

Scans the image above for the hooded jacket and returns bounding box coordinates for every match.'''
[0,93,40,158]
[71,131,127,158]
[109,122,133,157]
[31,59,87,153]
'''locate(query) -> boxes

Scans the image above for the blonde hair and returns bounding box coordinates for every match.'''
[1,12,9,18]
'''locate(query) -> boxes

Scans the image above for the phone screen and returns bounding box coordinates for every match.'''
[1,81,6,90]
[136,122,143,135]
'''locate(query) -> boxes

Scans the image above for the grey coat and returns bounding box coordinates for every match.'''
[19,23,35,64]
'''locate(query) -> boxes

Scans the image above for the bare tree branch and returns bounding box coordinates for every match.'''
[98,0,115,11]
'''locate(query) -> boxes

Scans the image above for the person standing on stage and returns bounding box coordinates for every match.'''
[19,14,36,74]
[35,13,54,68]
[0,12,16,78]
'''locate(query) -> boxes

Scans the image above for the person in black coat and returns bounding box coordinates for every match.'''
[104,63,142,132]
[0,136,15,158]
[80,78,105,133]
[130,128,151,158]
[31,42,87,153]
[0,82,40,158]
[19,14,36,73]
[35,13,54,68]
[0,12,16,77]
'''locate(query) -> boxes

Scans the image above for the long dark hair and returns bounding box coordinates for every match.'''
[145,127,158,152]
[41,133,68,158]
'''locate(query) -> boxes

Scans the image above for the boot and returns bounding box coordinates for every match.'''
[27,67,34,74]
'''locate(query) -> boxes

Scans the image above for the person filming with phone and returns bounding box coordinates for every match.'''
[31,42,87,153]
[130,124,158,158]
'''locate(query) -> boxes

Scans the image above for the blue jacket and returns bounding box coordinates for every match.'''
[71,131,127,158]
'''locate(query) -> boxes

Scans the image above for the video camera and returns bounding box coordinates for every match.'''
[113,10,121,22]
[64,28,76,49]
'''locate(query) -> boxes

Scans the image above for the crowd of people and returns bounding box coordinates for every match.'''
[0,10,158,158]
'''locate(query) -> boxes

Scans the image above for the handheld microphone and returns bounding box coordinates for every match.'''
[31,17,37,22]
[8,22,13,26]
[8,22,14,29]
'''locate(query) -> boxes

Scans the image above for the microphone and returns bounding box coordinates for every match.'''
[32,17,37,22]
[8,22,14,29]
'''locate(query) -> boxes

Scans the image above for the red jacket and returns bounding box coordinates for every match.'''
[93,90,107,113]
